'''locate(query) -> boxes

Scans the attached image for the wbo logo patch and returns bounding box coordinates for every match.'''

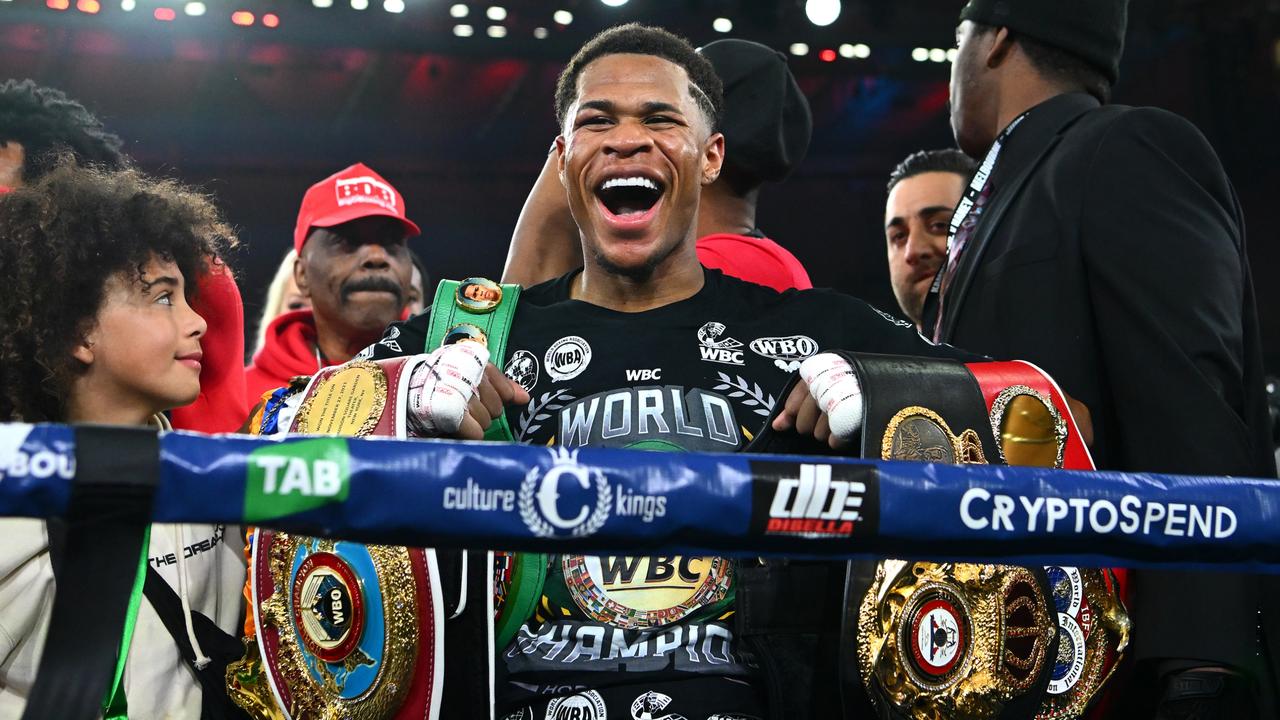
[749,334,818,373]
[244,437,350,522]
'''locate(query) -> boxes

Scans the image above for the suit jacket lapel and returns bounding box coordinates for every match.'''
[937,94,1101,342]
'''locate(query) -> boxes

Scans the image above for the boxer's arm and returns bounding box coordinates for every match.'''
[501,148,582,287]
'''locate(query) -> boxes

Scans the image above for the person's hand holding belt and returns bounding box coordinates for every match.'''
[771,353,864,449]
[405,343,530,439]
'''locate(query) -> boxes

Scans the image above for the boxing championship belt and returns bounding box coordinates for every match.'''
[841,355,1129,720]
[965,361,1130,720]
[418,277,548,652]
[241,356,447,720]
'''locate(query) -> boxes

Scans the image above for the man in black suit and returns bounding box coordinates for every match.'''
[924,0,1278,716]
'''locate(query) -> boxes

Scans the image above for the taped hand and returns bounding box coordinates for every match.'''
[771,352,864,449]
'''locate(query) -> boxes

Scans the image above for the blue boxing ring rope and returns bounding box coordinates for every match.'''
[2,422,1278,572]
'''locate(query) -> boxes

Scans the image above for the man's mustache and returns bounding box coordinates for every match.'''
[341,275,404,303]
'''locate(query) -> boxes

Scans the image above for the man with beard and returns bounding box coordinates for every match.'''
[883,149,975,330]
[245,163,419,401]
[352,24,986,718]
[925,0,1277,716]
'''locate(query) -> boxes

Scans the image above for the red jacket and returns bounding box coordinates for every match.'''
[244,310,324,407]
[170,261,249,433]
[696,233,813,292]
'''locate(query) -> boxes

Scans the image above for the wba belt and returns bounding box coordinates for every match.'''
[2,422,1278,571]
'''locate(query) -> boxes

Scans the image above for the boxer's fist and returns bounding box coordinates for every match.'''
[406,343,530,440]
[771,352,863,449]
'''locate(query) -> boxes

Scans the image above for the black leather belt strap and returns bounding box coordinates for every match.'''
[22,425,159,720]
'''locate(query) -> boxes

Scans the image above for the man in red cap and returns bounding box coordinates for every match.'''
[245,163,420,403]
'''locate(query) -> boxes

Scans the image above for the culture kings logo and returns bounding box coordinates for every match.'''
[518,447,668,538]
[749,460,879,539]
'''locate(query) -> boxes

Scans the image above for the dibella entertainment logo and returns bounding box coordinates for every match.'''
[749,460,879,539]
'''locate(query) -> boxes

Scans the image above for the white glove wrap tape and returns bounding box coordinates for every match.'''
[799,353,864,440]
[408,343,490,435]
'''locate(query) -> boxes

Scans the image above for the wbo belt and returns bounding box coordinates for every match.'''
[422,276,521,443]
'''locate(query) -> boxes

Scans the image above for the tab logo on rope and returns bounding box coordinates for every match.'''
[244,437,350,522]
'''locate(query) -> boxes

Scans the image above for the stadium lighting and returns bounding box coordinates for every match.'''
[487,25,506,38]
[384,0,405,12]
[486,6,505,20]
[154,6,176,19]
[450,3,467,17]
[853,43,871,58]
[453,23,474,37]
[183,1,204,15]
[805,0,840,27]
[230,9,253,24]
[313,0,332,6]
[553,9,572,24]
[46,0,70,10]
[533,26,548,39]
[121,0,135,10]
[600,0,628,6]
[262,12,278,26]
[929,47,947,63]
[77,0,100,12]
[911,47,929,62]
[946,48,959,62]
[350,0,368,10]
[789,42,809,57]
[712,17,732,33]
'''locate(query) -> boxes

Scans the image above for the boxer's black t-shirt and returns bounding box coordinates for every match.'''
[367,268,976,719]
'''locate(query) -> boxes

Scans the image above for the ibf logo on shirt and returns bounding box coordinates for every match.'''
[749,460,879,539]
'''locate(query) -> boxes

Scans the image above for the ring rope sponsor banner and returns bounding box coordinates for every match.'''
[1,422,1279,570]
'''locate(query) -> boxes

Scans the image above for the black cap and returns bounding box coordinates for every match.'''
[959,0,1129,86]
[698,39,812,184]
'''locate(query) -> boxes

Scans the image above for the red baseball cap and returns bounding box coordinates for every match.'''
[293,162,421,253]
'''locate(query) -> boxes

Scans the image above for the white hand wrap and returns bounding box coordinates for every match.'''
[406,343,490,436]
[799,352,864,440]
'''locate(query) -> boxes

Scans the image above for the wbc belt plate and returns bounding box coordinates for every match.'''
[252,530,444,720]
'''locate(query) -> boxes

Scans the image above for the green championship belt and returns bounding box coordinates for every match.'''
[422,276,546,650]
[422,276,521,443]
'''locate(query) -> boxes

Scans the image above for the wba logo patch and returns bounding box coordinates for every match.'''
[749,460,879,539]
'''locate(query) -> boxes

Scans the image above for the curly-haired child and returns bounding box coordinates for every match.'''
[0,158,247,717]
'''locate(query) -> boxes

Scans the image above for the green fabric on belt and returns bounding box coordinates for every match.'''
[422,279,522,442]
[102,524,151,719]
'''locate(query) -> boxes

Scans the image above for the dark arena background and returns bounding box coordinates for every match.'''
[1,0,1276,368]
